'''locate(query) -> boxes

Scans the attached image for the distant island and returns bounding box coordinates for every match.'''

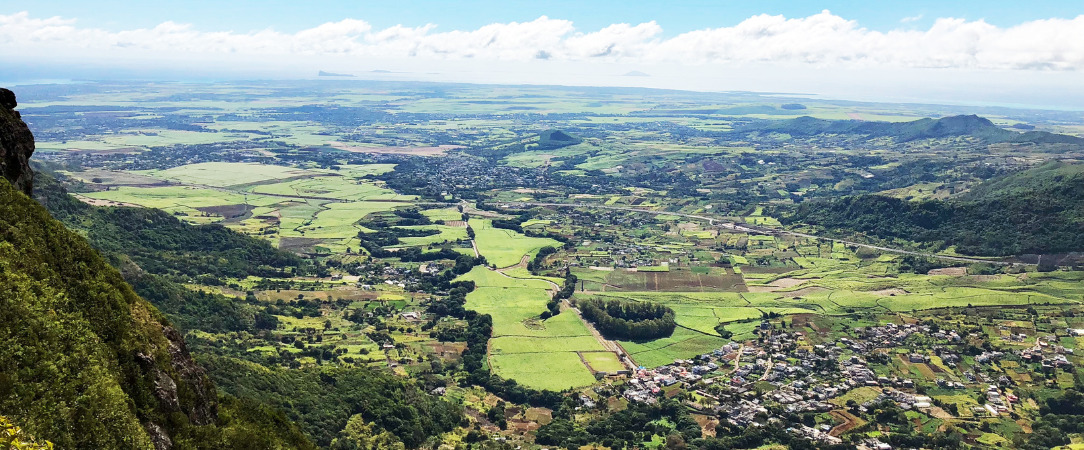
[623,70,650,77]
[317,70,354,77]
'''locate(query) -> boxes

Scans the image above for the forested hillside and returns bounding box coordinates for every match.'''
[36,173,308,280]
[0,178,314,449]
[743,114,1084,144]
[784,161,1084,256]
[28,172,467,448]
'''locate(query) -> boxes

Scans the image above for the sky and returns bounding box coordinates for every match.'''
[2,1,1084,108]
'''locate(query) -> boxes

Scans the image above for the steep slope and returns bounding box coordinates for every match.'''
[0,88,313,449]
[0,88,34,194]
[785,161,1084,257]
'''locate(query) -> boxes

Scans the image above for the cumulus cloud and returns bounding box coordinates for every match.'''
[2,10,1083,70]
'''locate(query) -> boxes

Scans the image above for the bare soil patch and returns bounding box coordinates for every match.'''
[928,406,954,420]
[278,237,327,253]
[871,288,908,296]
[442,220,466,227]
[524,407,553,425]
[928,267,967,276]
[828,410,864,436]
[769,277,811,288]
[693,414,719,437]
[779,286,829,298]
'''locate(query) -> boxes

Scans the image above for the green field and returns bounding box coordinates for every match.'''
[250,176,412,201]
[582,352,626,373]
[456,266,604,390]
[139,162,321,187]
[471,219,561,268]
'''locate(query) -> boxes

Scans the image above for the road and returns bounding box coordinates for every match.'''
[502,201,1025,267]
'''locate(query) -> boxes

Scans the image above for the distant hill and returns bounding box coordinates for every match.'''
[744,114,1084,145]
[537,129,582,150]
[785,161,1084,257]
[623,70,650,77]
[317,70,354,77]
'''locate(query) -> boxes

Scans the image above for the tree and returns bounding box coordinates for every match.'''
[330,414,405,450]
[664,433,687,449]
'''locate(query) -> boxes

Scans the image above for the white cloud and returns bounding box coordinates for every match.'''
[900,14,924,23]
[2,10,1083,71]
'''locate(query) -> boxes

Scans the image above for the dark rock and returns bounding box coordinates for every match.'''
[0,87,34,195]
[0,88,15,109]
[143,422,173,450]
[163,326,218,425]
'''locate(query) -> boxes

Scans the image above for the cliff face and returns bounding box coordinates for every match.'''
[0,89,220,450]
[0,88,34,195]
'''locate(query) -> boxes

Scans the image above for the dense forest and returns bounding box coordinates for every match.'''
[0,178,314,449]
[784,161,1084,256]
[199,356,463,448]
[35,173,309,280]
[577,298,676,340]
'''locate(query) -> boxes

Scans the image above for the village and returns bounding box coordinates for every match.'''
[598,312,1077,448]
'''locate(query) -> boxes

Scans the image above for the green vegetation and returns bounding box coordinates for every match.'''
[0,179,313,449]
[577,297,677,340]
[471,218,561,268]
[787,161,1084,256]
[456,266,602,390]
[199,355,462,448]
[746,114,1084,144]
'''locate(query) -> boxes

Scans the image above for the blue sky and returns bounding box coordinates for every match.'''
[10,0,1082,34]
[2,1,1083,108]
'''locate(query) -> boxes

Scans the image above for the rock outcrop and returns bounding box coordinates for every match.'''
[0,88,34,195]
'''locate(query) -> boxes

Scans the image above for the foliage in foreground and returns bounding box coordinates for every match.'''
[198,355,463,448]
[0,179,314,449]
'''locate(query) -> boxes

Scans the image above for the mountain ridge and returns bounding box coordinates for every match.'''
[744,114,1084,145]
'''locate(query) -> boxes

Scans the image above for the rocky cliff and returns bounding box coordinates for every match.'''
[0,88,311,449]
[0,88,34,195]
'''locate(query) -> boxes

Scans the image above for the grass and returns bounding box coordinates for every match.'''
[139,162,320,187]
[471,219,560,268]
[829,386,882,406]
[421,208,464,222]
[620,327,729,368]
[250,177,412,201]
[455,266,602,390]
[81,186,280,216]
[393,225,469,247]
[582,352,626,373]
[488,353,597,392]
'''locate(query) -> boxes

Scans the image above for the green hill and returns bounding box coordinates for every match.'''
[537,129,582,149]
[785,161,1084,257]
[745,114,1084,145]
[0,178,314,449]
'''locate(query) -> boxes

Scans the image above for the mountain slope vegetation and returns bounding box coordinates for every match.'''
[784,161,1084,256]
[744,114,1084,144]
[0,178,314,449]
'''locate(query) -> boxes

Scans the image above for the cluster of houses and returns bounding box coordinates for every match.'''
[1019,335,1075,370]
[608,314,1078,445]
